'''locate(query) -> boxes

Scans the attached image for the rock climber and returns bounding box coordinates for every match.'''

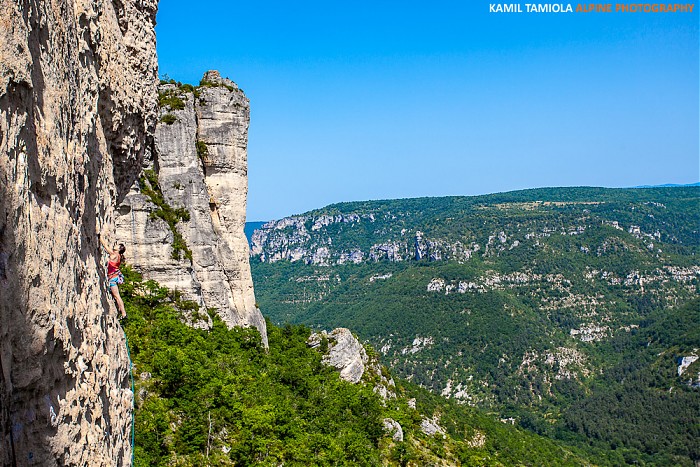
[98,230,127,319]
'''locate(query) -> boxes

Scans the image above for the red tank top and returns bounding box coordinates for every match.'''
[107,258,121,277]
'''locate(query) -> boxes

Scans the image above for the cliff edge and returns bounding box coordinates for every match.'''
[0,0,158,464]
[116,71,267,347]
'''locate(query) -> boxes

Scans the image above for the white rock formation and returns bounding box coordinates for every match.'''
[116,73,267,347]
[678,354,698,377]
[369,273,393,282]
[0,0,158,464]
[308,328,398,402]
[420,416,447,438]
[251,215,473,264]
[427,278,446,292]
[402,336,435,355]
[308,328,368,383]
[383,418,404,442]
[466,430,487,448]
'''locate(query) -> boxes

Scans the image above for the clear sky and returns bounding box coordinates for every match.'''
[155,1,699,221]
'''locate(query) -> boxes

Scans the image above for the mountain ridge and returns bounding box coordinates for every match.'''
[246,183,700,225]
[250,185,700,465]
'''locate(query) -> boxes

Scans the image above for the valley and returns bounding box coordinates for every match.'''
[250,186,700,465]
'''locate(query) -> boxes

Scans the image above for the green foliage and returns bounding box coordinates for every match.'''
[295,186,700,249]
[121,266,590,465]
[250,186,700,465]
[123,268,381,466]
[319,335,329,353]
[199,78,235,92]
[158,90,185,110]
[558,298,700,465]
[178,83,200,97]
[160,114,177,125]
[139,169,192,262]
[158,82,203,116]
[195,141,208,166]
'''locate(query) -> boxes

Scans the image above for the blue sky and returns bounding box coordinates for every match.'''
[156,1,699,220]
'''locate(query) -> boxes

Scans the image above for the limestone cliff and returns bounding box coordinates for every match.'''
[251,214,478,265]
[116,72,267,347]
[0,0,157,465]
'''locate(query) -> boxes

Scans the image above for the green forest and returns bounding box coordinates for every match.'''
[250,186,700,465]
[121,267,593,466]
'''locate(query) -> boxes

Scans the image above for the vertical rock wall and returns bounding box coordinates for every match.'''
[116,71,267,347]
[0,0,158,465]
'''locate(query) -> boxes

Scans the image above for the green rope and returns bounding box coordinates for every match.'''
[124,332,135,466]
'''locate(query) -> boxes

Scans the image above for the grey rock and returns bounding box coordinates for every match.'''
[309,328,398,401]
[369,242,404,262]
[415,231,425,260]
[420,416,447,438]
[0,0,157,464]
[201,70,238,90]
[310,247,331,265]
[250,216,311,262]
[251,215,474,265]
[677,354,698,376]
[308,328,368,383]
[116,73,267,347]
[337,249,365,264]
[370,360,397,402]
[678,353,700,387]
[383,418,404,442]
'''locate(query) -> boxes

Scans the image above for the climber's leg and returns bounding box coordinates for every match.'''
[110,284,127,319]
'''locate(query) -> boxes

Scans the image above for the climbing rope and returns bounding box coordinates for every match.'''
[124,332,135,466]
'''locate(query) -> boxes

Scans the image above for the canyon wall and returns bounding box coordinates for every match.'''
[116,71,267,347]
[0,0,158,464]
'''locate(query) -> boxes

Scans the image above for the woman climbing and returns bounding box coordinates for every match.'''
[99,230,127,319]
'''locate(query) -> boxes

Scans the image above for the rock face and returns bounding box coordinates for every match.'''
[308,328,367,383]
[116,72,267,347]
[0,0,157,465]
[308,328,396,401]
[677,354,698,376]
[420,416,447,438]
[382,418,404,442]
[677,352,700,387]
[250,214,477,265]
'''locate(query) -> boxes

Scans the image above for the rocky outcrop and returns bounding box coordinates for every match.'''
[678,352,700,388]
[420,416,447,438]
[116,72,267,347]
[308,328,397,400]
[0,0,157,465]
[678,354,698,376]
[251,214,476,265]
[308,328,367,383]
[382,418,404,442]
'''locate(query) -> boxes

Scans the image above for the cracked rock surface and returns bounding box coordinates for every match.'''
[0,0,158,465]
[116,72,267,347]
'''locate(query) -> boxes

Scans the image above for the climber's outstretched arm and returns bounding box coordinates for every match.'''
[98,232,114,254]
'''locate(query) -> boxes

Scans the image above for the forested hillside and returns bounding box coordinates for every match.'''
[120,267,590,466]
[250,186,700,465]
